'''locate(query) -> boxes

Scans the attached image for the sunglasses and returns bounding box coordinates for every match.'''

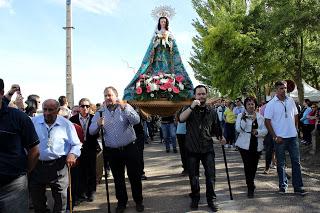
[80,105,90,108]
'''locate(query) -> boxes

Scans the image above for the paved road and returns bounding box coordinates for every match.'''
[73,136,320,213]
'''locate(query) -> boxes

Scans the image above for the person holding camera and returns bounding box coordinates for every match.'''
[235,96,268,198]
[179,85,225,212]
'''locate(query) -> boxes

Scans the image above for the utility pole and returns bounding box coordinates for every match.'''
[63,0,74,107]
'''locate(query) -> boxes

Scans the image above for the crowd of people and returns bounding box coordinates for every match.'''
[2,77,319,213]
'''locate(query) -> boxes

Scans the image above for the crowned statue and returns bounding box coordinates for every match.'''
[123,6,194,105]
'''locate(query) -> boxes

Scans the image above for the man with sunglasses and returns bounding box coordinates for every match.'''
[70,98,99,203]
[30,99,82,212]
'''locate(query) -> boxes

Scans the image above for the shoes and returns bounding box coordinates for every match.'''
[234,147,238,151]
[224,144,229,148]
[278,188,286,195]
[263,169,270,174]
[87,193,95,202]
[190,200,198,210]
[294,188,308,196]
[116,205,126,213]
[166,149,170,153]
[247,189,254,198]
[136,203,144,212]
[173,149,178,153]
[141,174,147,180]
[78,193,87,202]
[180,170,188,176]
[208,202,219,212]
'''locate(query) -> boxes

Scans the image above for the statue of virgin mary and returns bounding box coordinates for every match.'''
[123,6,194,101]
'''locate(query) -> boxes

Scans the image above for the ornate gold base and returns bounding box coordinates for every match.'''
[128,100,192,116]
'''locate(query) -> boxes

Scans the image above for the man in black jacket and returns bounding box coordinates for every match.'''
[70,98,99,202]
[179,85,225,212]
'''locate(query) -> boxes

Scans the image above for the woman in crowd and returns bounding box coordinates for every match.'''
[235,96,268,198]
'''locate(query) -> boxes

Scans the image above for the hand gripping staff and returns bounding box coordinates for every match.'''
[221,144,233,200]
[99,111,111,213]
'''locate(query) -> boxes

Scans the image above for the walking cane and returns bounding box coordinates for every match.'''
[221,145,233,200]
[99,111,111,213]
[68,166,73,213]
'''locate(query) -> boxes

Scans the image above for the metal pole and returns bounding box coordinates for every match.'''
[221,145,233,200]
[99,111,111,213]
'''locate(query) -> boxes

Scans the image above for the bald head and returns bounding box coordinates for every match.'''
[42,99,60,125]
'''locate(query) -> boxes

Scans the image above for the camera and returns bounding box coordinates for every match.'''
[244,114,254,119]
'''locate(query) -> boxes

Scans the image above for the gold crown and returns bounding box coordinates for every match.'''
[151,5,176,21]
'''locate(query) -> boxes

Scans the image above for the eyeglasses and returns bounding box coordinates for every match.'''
[43,108,56,112]
[80,105,90,108]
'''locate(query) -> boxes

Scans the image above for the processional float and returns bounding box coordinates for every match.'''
[123,6,194,116]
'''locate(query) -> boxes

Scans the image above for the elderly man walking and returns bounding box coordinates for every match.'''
[30,99,82,213]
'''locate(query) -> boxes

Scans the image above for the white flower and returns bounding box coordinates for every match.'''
[179,83,184,90]
[150,93,154,98]
[136,81,140,88]
[150,83,158,91]
[159,74,164,78]
[168,88,172,92]
[146,77,153,84]
[160,79,168,84]
[153,76,160,80]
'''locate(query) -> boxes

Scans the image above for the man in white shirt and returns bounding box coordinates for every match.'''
[30,99,82,212]
[264,81,306,196]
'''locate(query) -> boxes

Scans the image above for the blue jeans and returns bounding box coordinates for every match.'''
[0,174,28,213]
[275,137,303,190]
[161,123,177,150]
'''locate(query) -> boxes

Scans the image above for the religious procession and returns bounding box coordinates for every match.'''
[1,1,320,213]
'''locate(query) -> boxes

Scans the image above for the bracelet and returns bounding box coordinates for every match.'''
[189,106,194,111]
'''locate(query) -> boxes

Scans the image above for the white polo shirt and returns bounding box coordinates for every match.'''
[264,95,298,138]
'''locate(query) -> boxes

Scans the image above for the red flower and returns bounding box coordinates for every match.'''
[139,74,145,79]
[155,80,160,85]
[160,85,167,90]
[146,85,151,93]
[172,86,180,94]
[164,82,172,89]
[136,87,142,95]
[167,78,174,84]
[175,75,184,83]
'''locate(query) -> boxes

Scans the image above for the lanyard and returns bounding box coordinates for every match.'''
[280,100,288,118]
[47,126,54,147]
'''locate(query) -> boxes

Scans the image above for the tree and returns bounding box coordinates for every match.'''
[190,0,320,103]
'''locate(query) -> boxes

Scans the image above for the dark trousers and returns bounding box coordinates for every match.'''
[302,124,315,143]
[29,156,68,213]
[264,133,274,169]
[187,151,216,203]
[224,123,235,145]
[239,148,261,190]
[136,134,145,175]
[79,148,97,196]
[177,134,187,171]
[105,142,143,207]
